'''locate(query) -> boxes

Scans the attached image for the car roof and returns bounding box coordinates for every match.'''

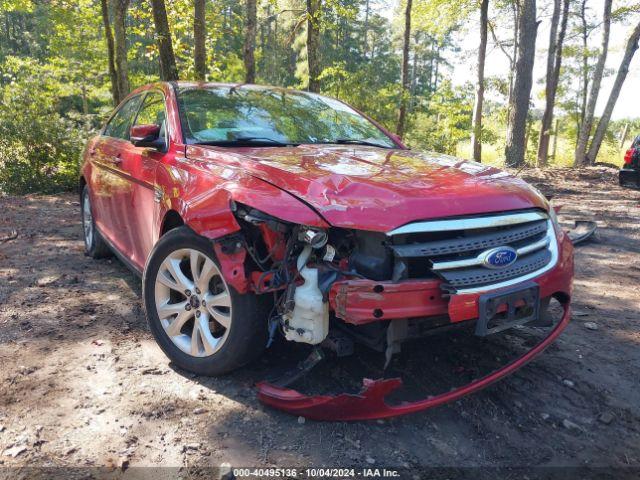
[130,81,315,97]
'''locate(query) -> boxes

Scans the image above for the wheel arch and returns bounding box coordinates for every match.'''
[154,165,329,294]
[78,175,87,201]
[160,209,185,236]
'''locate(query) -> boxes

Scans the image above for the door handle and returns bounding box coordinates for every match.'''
[109,154,122,165]
[154,189,163,203]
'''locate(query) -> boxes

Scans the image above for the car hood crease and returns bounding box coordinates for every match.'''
[192,144,548,232]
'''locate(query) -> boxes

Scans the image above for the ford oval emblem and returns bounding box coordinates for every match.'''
[482,246,518,269]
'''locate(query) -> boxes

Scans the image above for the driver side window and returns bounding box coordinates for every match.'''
[103,95,142,139]
[133,92,167,144]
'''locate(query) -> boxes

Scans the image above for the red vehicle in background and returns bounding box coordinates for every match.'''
[79,82,574,420]
[620,135,640,188]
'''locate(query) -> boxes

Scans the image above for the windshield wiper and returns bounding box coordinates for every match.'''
[327,139,393,148]
[195,137,298,147]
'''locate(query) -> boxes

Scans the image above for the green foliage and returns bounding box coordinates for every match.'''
[0,57,93,194]
[405,82,473,154]
[320,59,400,130]
[0,0,637,194]
[0,0,33,13]
[412,0,474,38]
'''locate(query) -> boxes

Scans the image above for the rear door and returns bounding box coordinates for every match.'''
[88,95,143,253]
[122,91,170,269]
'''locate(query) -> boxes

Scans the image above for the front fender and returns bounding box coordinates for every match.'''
[157,158,328,241]
[155,157,328,292]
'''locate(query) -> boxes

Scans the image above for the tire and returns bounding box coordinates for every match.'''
[81,185,112,259]
[143,226,271,375]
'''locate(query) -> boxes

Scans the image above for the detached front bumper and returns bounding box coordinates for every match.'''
[257,233,574,421]
[258,299,570,421]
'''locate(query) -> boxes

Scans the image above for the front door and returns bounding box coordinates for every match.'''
[123,91,170,270]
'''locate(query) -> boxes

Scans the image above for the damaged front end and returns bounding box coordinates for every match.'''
[257,297,571,421]
[221,204,574,421]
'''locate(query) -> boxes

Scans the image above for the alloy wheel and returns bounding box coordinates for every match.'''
[154,248,232,357]
[82,192,94,250]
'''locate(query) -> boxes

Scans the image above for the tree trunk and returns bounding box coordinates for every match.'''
[575,0,612,166]
[586,21,640,163]
[619,123,629,148]
[524,113,533,152]
[194,0,207,81]
[579,0,588,132]
[551,118,560,160]
[243,0,257,83]
[81,84,89,115]
[428,40,435,92]
[396,0,412,137]
[471,0,489,162]
[363,0,370,57]
[536,0,568,166]
[100,0,120,105]
[113,0,130,102]
[410,44,417,104]
[150,0,179,81]
[536,0,560,166]
[504,0,538,168]
[506,1,519,122]
[434,43,440,90]
[306,0,321,92]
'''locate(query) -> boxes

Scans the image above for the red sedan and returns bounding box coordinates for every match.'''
[80,82,573,420]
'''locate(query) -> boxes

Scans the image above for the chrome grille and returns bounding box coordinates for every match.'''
[391,220,547,258]
[387,211,558,293]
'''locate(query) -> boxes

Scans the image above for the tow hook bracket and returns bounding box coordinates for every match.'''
[321,331,354,357]
[385,319,408,368]
[269,347,325,388]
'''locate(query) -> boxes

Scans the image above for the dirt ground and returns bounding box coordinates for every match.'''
[0,167,639,478]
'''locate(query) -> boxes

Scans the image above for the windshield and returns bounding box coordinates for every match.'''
[177,86,396,148]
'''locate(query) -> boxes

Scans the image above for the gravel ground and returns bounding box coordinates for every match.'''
[0,167,639,479]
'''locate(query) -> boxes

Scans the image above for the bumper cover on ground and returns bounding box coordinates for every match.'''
[257,300,571,421]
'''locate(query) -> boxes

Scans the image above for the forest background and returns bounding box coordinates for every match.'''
[1,0,639,193]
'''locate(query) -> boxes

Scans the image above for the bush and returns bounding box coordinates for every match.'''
[0,57,93,194]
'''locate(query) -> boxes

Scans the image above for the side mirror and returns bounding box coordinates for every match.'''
[130,124,164,150]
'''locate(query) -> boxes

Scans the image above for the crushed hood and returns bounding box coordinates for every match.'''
[190,144,549,232]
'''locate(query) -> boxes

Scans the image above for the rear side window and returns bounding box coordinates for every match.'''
[103,95,143,139]
[133,92,167,143]
[633,136,640,148]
